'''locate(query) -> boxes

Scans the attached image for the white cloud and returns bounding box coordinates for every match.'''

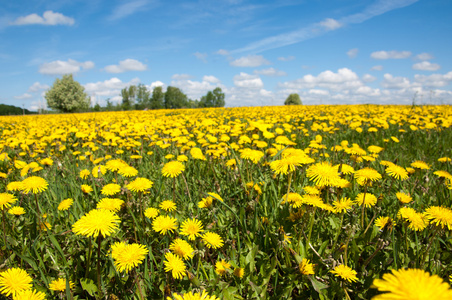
[193,52,208,63]
[230,55,270,67]
[254,67,287,77]
[308,89,329,96]
[84,77,140,98]
[233,72,264,89]
[277,56,295,61]
[10,11,74,26]
[170,76,224,100]
[149,81,165,90]
[216,49,230,56]
[413,71,452,88]
[370,50,411,59]
[104,59,147,73]
[279,68,362,91]
[108,0,149,20]
[14,93,32,100]
[39,59,94,75]
[416,53,434,60]
[347,48,359,58]
[319,18,342,30]
[371,65,383,71]
[381,74,411,89]
[203,75,220,83]
[172,74,193,80]
[28,82,49,92]
[362,74,377,82]
[412,61,440,71]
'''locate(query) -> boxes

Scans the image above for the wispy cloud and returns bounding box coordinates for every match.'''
[231,0,419,54]
[108,0,153,21]
[10,11,74,26]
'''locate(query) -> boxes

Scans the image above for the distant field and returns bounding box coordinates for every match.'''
[0,105,451,299]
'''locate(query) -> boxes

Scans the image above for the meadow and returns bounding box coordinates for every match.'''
[0,104,451,299]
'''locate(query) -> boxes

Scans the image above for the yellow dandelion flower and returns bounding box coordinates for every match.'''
[202,232,224,249]
[190,147,207,160]
[354,167,382,186]
[12,289,46,300]
[152,215,178,235]
[438,157,451,163]
[118,166,138,177]
[396,192,412,204]
[8,206,25,215]
[169,238,194,260]
[411,160,430,170]
[79,169,91,179]
[81,184,93,194]
[164,252,186,279]
[49,278,75,291]
[6,181,23,192]
[424,206,452,230]
[385,164,408,180]
[97,198,124,212]
[126,177,153,193]
[101,183,121,196]
[332,197,354,213]
[354,193,378,208]
[72,209,120,237]
[162,161,185,178]
[144,207,159,219]
[330,265,358,283]
[299,259,315,275]
[215,259,231,276]
[180,218,204,240]
[207,192,223,202]
[167,290,219,300]
[233,267,245,278]
[21,176,48,194]
[0,267,33,297]
[372,268,452,300]
[434,170,452,179]
[306,162,342,187]
[111,242,149,273]
[0,193,17,210]
[160,200,177,212]
[375,216,393,231]
[58,198,74,211]
[198,196,213,208]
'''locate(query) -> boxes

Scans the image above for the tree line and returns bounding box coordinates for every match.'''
[0,104,34,116]
[44,74,226,113]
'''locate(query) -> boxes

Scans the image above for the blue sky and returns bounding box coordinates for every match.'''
[1,0,452,110]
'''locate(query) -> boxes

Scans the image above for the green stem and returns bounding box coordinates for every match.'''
[96,234,102,298]
[85,237,92,278]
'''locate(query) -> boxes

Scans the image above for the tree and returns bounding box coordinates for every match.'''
[284,93,302,105]
[150,86,165,109]
[135,83,150,109]
[199,87,225,108]
[45,74,90,113]
[121,85,137,110]
[164,86,188,109]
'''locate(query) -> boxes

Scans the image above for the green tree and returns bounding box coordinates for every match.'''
[164,86,188,109]
[284,93,302,105]
[199,87,225,107]
[135,84,150,109]
[45,74,90,113]
[150,86,165,109]
[121,85,137,110]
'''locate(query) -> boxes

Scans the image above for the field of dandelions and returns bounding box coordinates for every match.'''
[0,105,452,300]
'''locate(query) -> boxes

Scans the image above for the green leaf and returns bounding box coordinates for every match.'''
[80,278,98,296]
[307,275,328,295]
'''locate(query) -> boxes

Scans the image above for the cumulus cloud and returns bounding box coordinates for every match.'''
[319,18,342,30]
[149,81,165,90]
[278,68,362,91]
[381,74,411,89]
[347,48,359,58]
[203,75,220,83]
[193,52,208,63]
[172,74,193,80]
[277,56,295,61]
[84,77,140,100]
[10,11,74,26]
[28,82,50,92]
[371,50,411,59]
[371,65,383,71]
[413,71,452,88]
[170,76,224,100]
[416,53,434,60]
[412,61,440,71]
[39,59,94,75]
[233,72,264,89]
[104,59,147,73]
[362,74,377,82]
[230,55,270,67]
[254,68,287,77]
[14,93,32,100]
